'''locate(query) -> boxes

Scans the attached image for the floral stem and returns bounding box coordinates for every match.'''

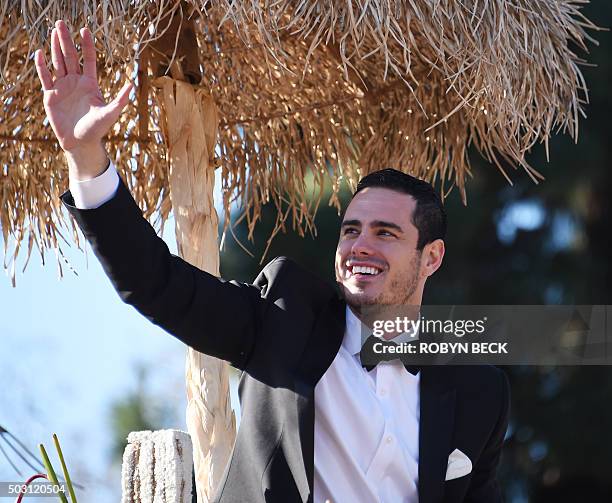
[39,444,68,503]
[52,434,77,503]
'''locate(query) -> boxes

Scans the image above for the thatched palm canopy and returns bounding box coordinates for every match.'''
[0,1,599,281]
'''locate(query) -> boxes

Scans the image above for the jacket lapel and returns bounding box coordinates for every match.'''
[418,366,456,503]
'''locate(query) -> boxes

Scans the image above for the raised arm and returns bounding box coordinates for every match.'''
[36,21,263,368]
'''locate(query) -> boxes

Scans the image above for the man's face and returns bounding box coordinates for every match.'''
[335,187,427,309]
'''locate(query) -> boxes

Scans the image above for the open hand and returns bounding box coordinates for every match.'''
[35,20,132,178]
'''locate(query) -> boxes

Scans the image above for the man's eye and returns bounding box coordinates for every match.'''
[344,228,358,235]
[378,230,396,237]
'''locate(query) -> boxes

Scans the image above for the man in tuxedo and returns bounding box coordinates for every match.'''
[36,20,509,503]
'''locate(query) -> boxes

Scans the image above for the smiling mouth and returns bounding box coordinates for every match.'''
[345,263,384,280]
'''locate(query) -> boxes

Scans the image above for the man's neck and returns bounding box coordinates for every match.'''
[348,303,422,340]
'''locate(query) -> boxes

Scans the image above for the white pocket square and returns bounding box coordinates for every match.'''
[445,448,472,481]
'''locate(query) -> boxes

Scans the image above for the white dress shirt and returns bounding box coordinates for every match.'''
[70,164,421,503]
[314,307,419,503]
[69,161,120,209]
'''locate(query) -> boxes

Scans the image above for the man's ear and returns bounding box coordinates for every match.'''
[421,239,445,278]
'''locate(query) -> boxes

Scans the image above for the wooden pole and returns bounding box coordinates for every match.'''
[155,76,236,502]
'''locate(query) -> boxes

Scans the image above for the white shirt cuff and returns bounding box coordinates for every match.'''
[69,161,120,209]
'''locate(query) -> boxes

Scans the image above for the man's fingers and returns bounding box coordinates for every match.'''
[100,81,134,126]
[110,81,134,110]
[50,28,67,78]
[118,81,134,101]
[34,50,54,91]
[55,20,79,75]
[80,27,97,80]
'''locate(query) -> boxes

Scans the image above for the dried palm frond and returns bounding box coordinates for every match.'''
[0,1,601,281]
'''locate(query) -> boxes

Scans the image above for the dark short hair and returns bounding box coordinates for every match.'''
[354,168,447,249]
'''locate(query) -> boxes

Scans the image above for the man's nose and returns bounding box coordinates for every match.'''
[351,233,375,256]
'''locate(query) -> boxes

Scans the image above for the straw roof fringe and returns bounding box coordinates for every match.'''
[0,1,600,282]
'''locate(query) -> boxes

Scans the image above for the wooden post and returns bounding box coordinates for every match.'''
[155,76,236,503]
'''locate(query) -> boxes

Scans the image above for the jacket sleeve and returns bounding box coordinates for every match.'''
[464,369,511,502]
[61,176,264,369]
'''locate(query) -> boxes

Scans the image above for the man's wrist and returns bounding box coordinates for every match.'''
[64,143,109,181]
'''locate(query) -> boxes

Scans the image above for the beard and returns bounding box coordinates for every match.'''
[338,251,422,312]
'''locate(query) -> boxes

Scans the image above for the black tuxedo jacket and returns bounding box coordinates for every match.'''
[61,178,509,503]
